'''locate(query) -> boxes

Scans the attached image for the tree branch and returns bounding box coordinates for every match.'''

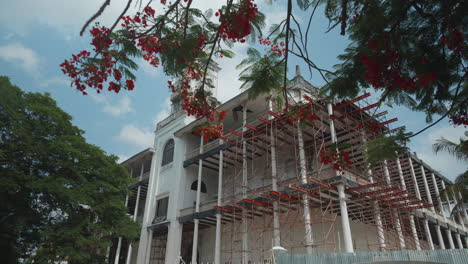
[109,0,133,33]
[283,0,292,108]
[404,72,467,140]
[80,0,111,36]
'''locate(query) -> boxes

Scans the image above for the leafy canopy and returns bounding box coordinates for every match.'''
[0,77,139,264]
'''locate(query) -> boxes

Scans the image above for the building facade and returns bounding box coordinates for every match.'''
[112,67,468,264]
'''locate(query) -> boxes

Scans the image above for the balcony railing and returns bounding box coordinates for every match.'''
[156,111,184,131]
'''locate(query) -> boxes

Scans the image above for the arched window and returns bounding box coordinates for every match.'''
[191,180,207,193]
[161,139,174,166]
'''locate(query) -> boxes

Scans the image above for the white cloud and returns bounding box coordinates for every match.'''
[154,97,172,124]
[139,58,161,77]
[0,43,40,75]
[103,96,134,116]
[117,154,130,163]
[40,76,69,88]
[411,125,467,181]
[89,93,134,116]
[116,124,154,149]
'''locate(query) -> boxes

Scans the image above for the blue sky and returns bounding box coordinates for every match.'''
[0,0,465,180]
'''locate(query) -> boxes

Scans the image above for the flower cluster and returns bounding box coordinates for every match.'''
[168,68,227,123]
[449,112,468,127]
[216,0,258,42]
[319,148,353,171]
[284,103,318,124]
[357,121,382,134]
[258,36,286,56]
[442,28,464,54]
[361,36,437,92]
[60,26,136,95]
[193,124,224,142]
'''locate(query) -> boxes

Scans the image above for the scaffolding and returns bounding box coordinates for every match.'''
[178,91,466,263]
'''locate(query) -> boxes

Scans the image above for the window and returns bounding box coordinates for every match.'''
[153,196,169,224]
[190,180,207,193]
[161,139,174,166]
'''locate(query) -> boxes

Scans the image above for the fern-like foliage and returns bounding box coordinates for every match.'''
[237,48,285,99]
[360,128,412,167]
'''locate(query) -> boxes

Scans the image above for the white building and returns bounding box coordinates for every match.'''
[111,66,468,264]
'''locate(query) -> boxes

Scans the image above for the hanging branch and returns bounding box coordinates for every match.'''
[183,0,194,39]
[109,0,133,32]
[340,0,348,35]
[199,0,235,94]
[404,72,467,140]
[80,0,111,36]
[283,0,292,108]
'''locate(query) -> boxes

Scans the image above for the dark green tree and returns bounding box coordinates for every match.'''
[433,131,468,213]
[0,77,139,264]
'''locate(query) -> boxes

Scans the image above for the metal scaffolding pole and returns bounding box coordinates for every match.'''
[297,122,314,253]
[214,139,224,264]
[241,106,249,264]
[191,135,204,264]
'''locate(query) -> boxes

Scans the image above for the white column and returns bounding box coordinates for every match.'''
[446,229,455,249]
[423,220,434,250]
[408,156,422,200]
[455,233,463,249]
[441,181,451,217]
[137,149,158,264]
[115,195,129,264]
[383,160,405,249]
[126,186,142,264]
[328,102,353,253]
[191,135,205,264]
[369,168,386,250]
[270,101,281,248]
[420,166,434,212]
[214,139,224,264]
[397,155,420,249]
[140,161,145,181]
[338,184,354,253]
[465,237,468,249]
[431,174,444,215]
[435,225,445,249]
[409,216,421,250]
[458,192,468,226]
[452,190,466,229]
[241,106,249,264]
[297,122,314,253]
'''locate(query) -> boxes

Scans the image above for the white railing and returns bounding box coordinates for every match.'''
[156,111,184,131]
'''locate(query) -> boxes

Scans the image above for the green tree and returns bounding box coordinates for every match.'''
[0,77,139,264]
[433,131,468,214]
